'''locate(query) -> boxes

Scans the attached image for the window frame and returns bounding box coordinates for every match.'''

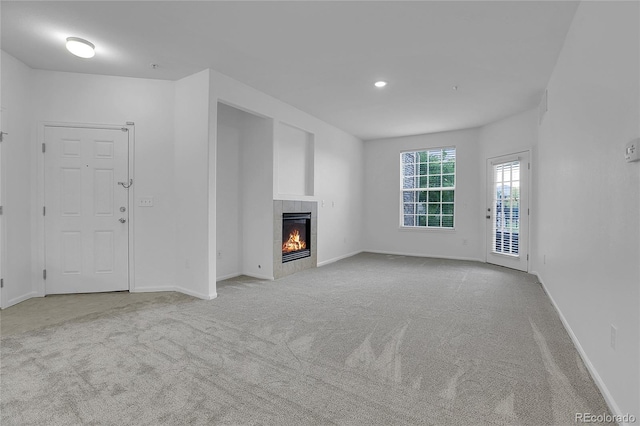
[399,146,457,230]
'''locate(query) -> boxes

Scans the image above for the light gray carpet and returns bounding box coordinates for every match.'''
[1,253,612,425]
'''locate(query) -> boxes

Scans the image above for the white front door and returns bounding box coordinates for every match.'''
[486,152,530,272]
[44,126,129,294]
[0,108,5,306]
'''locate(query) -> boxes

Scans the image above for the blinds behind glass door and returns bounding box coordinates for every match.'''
[492,161,520,255]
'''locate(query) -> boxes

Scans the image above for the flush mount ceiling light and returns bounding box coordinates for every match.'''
[374,80,387,88]
[66,37,95,58]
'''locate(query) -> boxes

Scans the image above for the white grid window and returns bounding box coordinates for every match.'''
[401,147,455,228]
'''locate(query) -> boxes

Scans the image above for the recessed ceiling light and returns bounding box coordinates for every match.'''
[66,37,95,58]
[374,81,387,88]
[452,85,459,91]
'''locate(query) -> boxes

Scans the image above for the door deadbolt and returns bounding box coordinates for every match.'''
[120,207,126,212]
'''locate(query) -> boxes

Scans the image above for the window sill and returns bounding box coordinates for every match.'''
[398,226,457,233]
[489,251,520,259]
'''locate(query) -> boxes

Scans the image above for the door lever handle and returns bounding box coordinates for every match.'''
[486,215,491,219]
[119,218,126,223]
[118,179,133,189]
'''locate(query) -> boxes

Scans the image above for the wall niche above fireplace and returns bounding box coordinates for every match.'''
[274,200,317,279]
[276,122,314,197]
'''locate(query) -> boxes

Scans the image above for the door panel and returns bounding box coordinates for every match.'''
[486,152,529,272]
[45,126,129,294]
[0,108,5,307]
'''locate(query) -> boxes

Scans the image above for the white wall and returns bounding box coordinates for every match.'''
[30,70,177,295]
[363,128,483,261]
[216,104,242,280]
[479,109,538,160]
[209,70,364,270]
[536,1,639,418]
[0,51,35,307]
[312,121,364,263]
[216,103,274,281]
[240,112,274,279]
[277,122,314,197]
[174,69,216,299]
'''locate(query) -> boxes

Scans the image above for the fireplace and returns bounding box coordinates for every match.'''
[274,201,317,278]
[282,212,311,263]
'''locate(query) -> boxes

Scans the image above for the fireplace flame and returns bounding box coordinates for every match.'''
[282,229,307,253]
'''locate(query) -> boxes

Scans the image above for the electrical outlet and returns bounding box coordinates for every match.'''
[610,324,617,350]
[138,196,154,207]
[625,138,639,162]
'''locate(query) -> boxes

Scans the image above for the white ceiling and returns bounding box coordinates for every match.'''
[1,1,578,140]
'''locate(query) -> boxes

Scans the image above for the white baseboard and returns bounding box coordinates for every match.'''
[2,286,218,307]
[174,285,217,300]
[216,272,242,282]
[535,273,626,424]
[217,272,274,282]
[130,286,176,294]
[133,285,217,301]
[363,249,484,263]
[317,250,363,267]
[242,272,274,281]
[3,291,39,309]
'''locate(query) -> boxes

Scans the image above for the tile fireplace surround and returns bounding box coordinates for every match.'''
[273,200,318,279]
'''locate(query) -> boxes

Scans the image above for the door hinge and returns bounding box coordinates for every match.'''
[527,254,529,261]
[528,208,530,215]
[121,127,128,132]
[0,278,3,288]
[42,143,46,153]
[0,206,3,215]
[43,206,46,216]
[0,131,6,142]
[528,163,530,170]
[43,269,47,280]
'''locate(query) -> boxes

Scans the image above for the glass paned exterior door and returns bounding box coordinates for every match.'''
[486,152,529,272]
